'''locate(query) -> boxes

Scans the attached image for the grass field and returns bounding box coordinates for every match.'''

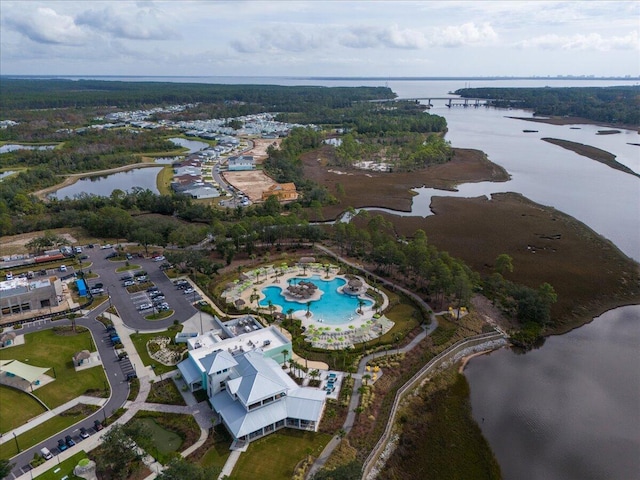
[231,429,331,480]
[0,406,97,459]
[0,385,47,432]
[0,329,108,410]
[34,451,88,480]
[199,426,232,472]
[146,378,186,405]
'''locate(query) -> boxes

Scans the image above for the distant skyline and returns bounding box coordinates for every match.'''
[1,1,638,78]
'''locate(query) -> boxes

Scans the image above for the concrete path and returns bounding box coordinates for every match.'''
[218,450,242,480]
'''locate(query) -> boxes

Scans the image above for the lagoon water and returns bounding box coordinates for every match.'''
[464,305,640,480]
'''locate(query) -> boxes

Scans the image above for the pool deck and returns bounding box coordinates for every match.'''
[222,264,394,349]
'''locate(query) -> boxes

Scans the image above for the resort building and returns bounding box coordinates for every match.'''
[177,316,326,446]
[0,277,62,319]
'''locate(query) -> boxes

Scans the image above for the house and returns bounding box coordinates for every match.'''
[227,155,255,171]
[261,183,299,202]
[177,320,326,446]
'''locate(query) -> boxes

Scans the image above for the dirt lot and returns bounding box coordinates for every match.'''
[222,170,278,202]
[245,138,281,164]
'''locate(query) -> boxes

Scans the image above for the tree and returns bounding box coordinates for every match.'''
[357,298,365,314]
[0,459,15,479]
[495,253,514,276]
[281,348,289,367]
[362,374,372,386]
[93,424,143,480]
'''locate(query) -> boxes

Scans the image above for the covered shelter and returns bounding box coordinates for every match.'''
[0,332,16,347]
[73,350,91,366]
[0,359,52,391]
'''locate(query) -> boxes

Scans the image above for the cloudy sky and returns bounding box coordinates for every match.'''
[1,0,638,77]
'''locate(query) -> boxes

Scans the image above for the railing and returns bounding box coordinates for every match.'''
[360,331,507,479]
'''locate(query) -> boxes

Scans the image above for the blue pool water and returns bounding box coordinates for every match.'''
[259,275,373,325]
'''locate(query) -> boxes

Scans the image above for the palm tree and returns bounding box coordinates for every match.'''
[250,288,260,309]
[281,349,289,368]
[267,300,275,317]
[305,301,312,317]
[324,264,330,279]
[357,299,365,314]
[287,308,294,321]
[310,369,320,383]
[362,373,372,386]
[302,263,308,276]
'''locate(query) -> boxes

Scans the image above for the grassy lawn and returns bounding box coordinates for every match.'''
[130,327,182,375]
[199,426,232,471]
[0,329,108,410]
[35,451,88,480]
[0,405,98,459]
[0,385,47,433]
[232,430,331,480]
[144,310,174,320]
[116,264,140,272]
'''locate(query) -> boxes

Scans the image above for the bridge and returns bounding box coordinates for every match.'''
[371,97,523,108]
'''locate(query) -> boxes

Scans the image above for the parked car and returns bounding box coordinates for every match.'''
[126,372,138,381]
[183,287,195,294]
[105,252,118,259]
[120,274,133,281]
[59,265,67,272]
[135,275,148,282]
[123,280,135,287]
[79,427,90,439]
[94,420,103,431]
[147,286,159,293]
[100,244,112,249]
[65,435,76,447]
[152,255,165,262]
[138,303,153,311]
[90,288,104,295]
[57,439,68,452]
[40,447,54,460]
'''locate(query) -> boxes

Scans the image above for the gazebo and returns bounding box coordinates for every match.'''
[345,278,364,294]
[73,350,91,366]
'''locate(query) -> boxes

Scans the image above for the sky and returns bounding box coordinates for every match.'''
[1,0,638,78]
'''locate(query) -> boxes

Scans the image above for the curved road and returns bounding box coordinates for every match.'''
[4,247,197,478]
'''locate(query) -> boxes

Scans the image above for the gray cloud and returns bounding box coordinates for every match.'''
[4,7,89,45]
[75,6,179,40]
[519,31,639,51]
[230,27,323,54]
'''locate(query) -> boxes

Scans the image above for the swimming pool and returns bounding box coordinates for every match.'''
[259,275,373,325]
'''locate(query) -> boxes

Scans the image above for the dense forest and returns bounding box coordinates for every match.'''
[455,85,640,125]
[0,78,394,112]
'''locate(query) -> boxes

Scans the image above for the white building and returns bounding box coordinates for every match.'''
[177,318,326,446]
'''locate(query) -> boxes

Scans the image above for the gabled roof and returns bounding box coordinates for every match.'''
[212,389,288,438]
[228,351,291,405]
[206,350,238,375]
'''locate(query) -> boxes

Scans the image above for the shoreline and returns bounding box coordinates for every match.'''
[507,115,640,132]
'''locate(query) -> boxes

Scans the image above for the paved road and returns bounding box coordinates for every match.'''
[4,246,199,478]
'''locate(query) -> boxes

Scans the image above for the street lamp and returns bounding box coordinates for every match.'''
[13,432,20,452]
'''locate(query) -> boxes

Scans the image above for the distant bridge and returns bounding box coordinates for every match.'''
[371,97,524,108]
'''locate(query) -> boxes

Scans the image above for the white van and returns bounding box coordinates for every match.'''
[41,447,53,460]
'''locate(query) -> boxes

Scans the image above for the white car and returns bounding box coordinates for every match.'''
[152,255,165,262]
[59,265,67,272]
[183,287,195,295]
[138,303,153,311]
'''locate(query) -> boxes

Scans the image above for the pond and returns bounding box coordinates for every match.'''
[169,137,209,153]
[49,167,162,199]
[0,144,56,154]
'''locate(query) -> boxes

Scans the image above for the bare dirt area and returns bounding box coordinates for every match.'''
[382,193,640,333]
[222,170,278,202]
[0,229,78,256]
[301,145,510,220]
[245,138,281,164]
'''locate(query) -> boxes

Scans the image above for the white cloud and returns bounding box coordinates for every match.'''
[431,23,498,47]
[5,7,89,45]
[520,31,640,51]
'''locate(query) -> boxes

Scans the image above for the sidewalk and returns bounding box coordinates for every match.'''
[101,312,156,379]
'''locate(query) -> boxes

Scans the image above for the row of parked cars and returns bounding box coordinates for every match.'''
[40,422,102,460]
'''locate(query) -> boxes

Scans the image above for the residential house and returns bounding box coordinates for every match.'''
[261,183,299,202]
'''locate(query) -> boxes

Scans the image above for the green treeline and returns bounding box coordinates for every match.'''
[455,86,640,125]
[0,130,176,172]
[0,79,394,111]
